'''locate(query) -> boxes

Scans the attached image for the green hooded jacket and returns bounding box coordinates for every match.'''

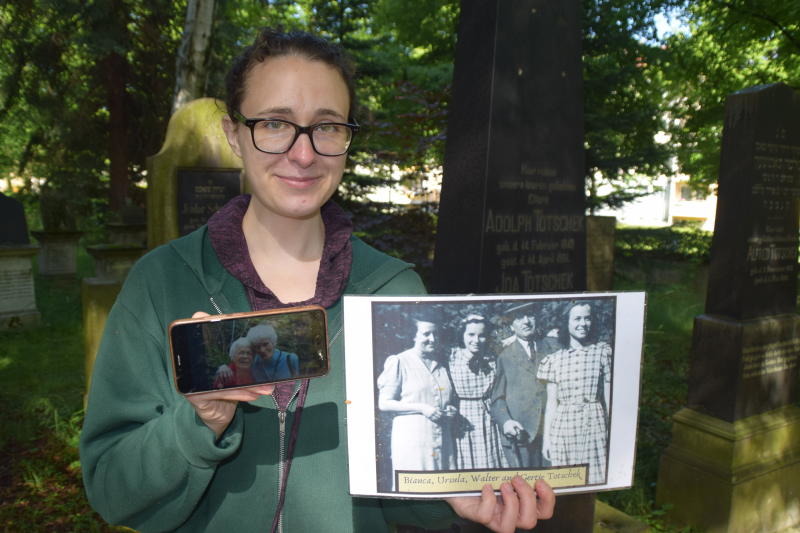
[80,226,455,532]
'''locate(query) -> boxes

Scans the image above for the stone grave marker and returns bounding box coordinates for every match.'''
[657,83,800,532]
[147,97,242,249]
[0,192,30,245]
[30,229,82,277]
[85,98,241,397]
[432,2,593,531]
[176,168,242,236]
[432,0,586,297]
[0,193,40,329]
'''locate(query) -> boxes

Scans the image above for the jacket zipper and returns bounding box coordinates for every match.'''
[328,324,343,346]
[209,296,223,314]
[273,385,301,533]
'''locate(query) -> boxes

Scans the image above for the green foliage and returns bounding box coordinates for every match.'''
[583,0,681,211]
[346,202,438,284]
[615,224,712,262]
[663,0,800,188]
[0,252,125,531]
[599,257,704,533]
[0,0,184,231]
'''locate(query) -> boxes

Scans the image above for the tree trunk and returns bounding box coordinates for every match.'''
[172,0,215,114]
[105,51,129,212]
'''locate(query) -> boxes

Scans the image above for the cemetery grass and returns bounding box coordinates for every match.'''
[0,253,705,532]
[597,256,704,533]
[0,254,126,532]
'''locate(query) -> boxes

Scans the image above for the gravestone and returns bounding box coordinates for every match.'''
[0,193,40,329]
[30,230,82,277]
[432,0,586,296]
[176,168,242,236]
[657,84,800,532]
[431,1,593,531]
[85,98,241,397]
[586,215,616,292]
[147,97,242,249]
[0,192,30,245]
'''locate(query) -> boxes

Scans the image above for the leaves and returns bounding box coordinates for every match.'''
[663,0,800,188]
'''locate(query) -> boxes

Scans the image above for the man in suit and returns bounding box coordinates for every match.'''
[490,302,560,468]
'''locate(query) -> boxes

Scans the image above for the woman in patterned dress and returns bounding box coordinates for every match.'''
[538,302,611,485]
[449,315,508,469]
[377,315,456,481]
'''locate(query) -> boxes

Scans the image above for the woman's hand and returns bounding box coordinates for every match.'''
[542,434,552,462]
[184,312,274,438]
[186,385,274,438]
[446,477,555,533]
[420,404,443,422]
[216,364,234,379]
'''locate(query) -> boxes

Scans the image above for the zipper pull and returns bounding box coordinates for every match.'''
[278,410,287,432]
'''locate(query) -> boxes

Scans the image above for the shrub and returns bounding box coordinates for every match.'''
[615,225,712,263]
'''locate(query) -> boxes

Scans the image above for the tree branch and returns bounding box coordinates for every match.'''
[712,0,800,52]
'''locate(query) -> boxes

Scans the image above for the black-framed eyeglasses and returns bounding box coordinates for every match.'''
[232,111,359,156]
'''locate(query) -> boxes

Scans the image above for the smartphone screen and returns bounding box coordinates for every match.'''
[169,306,329,395]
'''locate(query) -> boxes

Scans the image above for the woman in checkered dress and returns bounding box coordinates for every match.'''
[538,302,611,485]
[448,315,508,469]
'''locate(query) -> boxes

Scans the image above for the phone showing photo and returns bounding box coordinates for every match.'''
[169,306,329,395]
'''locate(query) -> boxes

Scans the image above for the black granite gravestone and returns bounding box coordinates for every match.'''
[0,193,30,245]
[657,83,800,532]
[431,1,592,531]
[688,84,800,422]
[177,168,242,236]
[705,83,800,320]
[432,0,586,296]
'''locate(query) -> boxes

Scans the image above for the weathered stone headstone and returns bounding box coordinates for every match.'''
[147,97,242,249]
[0,247,40,330]
[0,195,40,330]
[431,1,592,530]
[86,98,241,396]
[586,215,616,292]
[657,83,800,532]
[30,230,82,277]
[177,168,242,236]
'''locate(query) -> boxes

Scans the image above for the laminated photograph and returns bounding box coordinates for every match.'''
[343,292,646,498]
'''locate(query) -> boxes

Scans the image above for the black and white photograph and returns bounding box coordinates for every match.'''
[344,292,646,498]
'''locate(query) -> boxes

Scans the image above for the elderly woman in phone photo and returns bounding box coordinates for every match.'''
[247,323,299,381]
[213,337,256,389]
[449,314,508,469]
[538,301,612,485]
[377,314,456,480]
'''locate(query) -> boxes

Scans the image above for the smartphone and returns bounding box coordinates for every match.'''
[169,306,329,395]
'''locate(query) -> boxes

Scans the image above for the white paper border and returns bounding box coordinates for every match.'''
[344,292,646,498]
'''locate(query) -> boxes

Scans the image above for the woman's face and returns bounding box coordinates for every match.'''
[233,346,253,369]
[413,321,437,356]
[462,322,487,354]
[252,338,275,360]
[223,55,350,221]
[568,304,592,343]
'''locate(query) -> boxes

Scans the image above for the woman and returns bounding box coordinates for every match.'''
[449,315,507,469]
[377,315,456,479]
[247,323,299,380]
[538,302,611,485]
[213,337,256,388]
[80,28,553,533]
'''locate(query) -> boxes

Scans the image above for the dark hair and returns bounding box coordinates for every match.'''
[457,314,493,374]
[457,314,490,345]
[224,28,357,121]
[557,301,596,346]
